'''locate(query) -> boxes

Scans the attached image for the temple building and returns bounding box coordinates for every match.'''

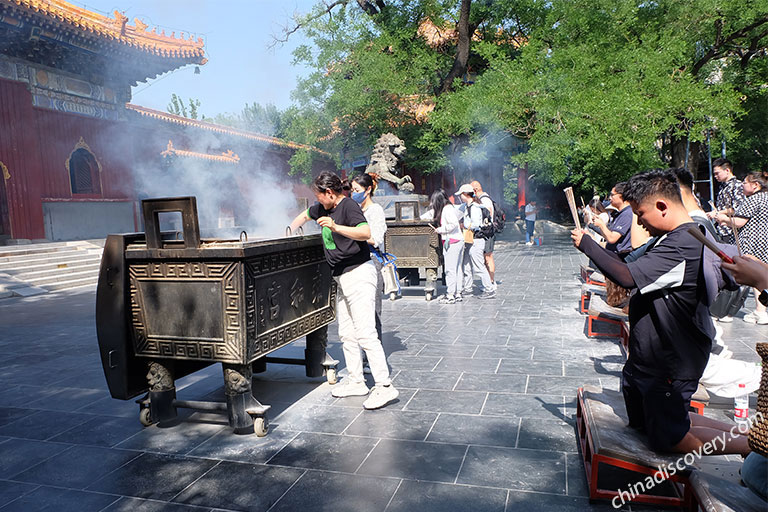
[0,0,333,242]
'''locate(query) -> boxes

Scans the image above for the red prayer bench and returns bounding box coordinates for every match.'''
[576,386,693,507]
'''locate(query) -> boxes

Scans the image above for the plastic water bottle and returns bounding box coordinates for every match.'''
[734,383,749,426]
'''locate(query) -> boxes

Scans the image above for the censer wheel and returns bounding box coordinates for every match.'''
[253,416,269,437]
[425,291,434,301]
[389,292,397,301]
[139,407,154,427]
[326,368,338,385]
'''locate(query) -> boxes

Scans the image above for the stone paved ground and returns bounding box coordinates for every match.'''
[0,231,764,511]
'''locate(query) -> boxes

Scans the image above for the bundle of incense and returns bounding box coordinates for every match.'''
[564,187,581,230]
[687,226,734,264]
[581,196,593,225]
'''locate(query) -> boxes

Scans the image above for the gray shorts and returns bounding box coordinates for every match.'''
[484,234,496,254]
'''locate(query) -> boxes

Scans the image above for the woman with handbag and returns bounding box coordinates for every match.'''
[351,173,387,340]
[717,171,768,325]
[421,190,464,304]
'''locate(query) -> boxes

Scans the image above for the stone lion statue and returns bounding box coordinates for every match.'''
[365,133,413,193]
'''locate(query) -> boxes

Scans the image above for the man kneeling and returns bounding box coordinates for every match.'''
[572,169,749,456]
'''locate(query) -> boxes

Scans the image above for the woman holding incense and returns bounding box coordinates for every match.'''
[716,171,768,325]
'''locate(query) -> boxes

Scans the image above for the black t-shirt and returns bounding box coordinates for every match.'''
[308,197,371,276]
[625,222,714,380]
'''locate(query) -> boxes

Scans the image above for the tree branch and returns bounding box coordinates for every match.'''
[692,15,768,75]
[270,0,389,49]
[437,0,473,95]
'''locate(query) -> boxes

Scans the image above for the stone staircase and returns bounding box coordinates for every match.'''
[0,241,103,298]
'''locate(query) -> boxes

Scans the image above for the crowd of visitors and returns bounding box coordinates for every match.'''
[571,165,768,503]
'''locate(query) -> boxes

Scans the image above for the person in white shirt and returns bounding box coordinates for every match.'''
[471,181,497,286]
[525,200,538,245]
[456,184,495,299]
[422,190,464,304]
[351,173,387,340]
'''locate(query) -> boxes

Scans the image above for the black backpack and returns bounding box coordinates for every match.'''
[479,193,506,234]
[470,204,495,239]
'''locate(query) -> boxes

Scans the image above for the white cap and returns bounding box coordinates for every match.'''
[455,184,474,195]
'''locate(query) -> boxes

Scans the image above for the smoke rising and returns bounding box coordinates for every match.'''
[128,122,308,240]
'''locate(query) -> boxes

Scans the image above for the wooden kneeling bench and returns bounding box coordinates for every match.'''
[587,294,626,337]
[685,470,767,512]
[580,283,607,314]
[577,386,693,506]
[581,265,606,287]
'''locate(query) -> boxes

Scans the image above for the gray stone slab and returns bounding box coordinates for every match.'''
[12,445,141,489]
[526,375,601,395]
[457,445,566,493]
[386,479,508,512]
[0,480,39,508]
[115,419,227,455]
[455,373,528,393]
[266,432,376,472]
[103,497,207,511]
[391,369,462,390]
[344,409,437,441]
[516,418,578,452]
[268,470,399,512]
[481,393,568,421]
[188,427,299,464]
[271,403,362,434]
[86,453,218,501]
[426,413,520,447]
[404,389,486,414]
[434,357,501,373]
[11,286,48,297]
[356,438,467,482]
[0,409,93,440]
[0,439,70,479]
[0,486,119,511]
[172,461,304,510]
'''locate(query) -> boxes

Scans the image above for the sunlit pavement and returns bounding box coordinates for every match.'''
[0,230,763,511]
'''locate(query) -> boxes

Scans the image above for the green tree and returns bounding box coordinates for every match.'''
[211,103,286,137]
[278,0,768,197]
[167,94,203,120]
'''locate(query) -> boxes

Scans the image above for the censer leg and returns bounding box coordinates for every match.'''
[223,364,270,436]
[306,326,339,383]
[146,360,177,424]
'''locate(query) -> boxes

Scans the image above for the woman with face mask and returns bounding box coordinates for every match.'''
[289,171,398,410]
[351,173,387,342]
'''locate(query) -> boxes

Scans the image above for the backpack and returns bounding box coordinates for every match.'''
[693,222,750,319]
[469,203,495,240]
[478,193,506,234]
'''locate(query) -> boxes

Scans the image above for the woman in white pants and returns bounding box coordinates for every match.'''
[350,173,387,339]
[456,184,496,299]
[289,171,398,410]
[421,190,464,304]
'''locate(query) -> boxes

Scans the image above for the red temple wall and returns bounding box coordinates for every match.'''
[0,78,46,239]
[0,76,337,240]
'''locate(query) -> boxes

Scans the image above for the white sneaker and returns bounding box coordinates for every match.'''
[363,384,399,409]
[525,241,534,246]
[718,315,734,323]
[331,380,370,398]
[743,311,768,325]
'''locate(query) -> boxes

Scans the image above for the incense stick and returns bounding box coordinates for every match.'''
[687,226,734,264]
[564,187,581,230]
[729,213,743,256]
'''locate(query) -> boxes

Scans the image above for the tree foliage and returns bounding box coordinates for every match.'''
[277,0,768,196]
[167,93,203,120]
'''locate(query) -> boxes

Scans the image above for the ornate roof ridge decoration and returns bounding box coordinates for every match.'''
[126,103,331,157]
[2,0,207,61]
[162,140,240,164]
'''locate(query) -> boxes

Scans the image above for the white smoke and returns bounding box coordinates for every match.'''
[128,123,307,240]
